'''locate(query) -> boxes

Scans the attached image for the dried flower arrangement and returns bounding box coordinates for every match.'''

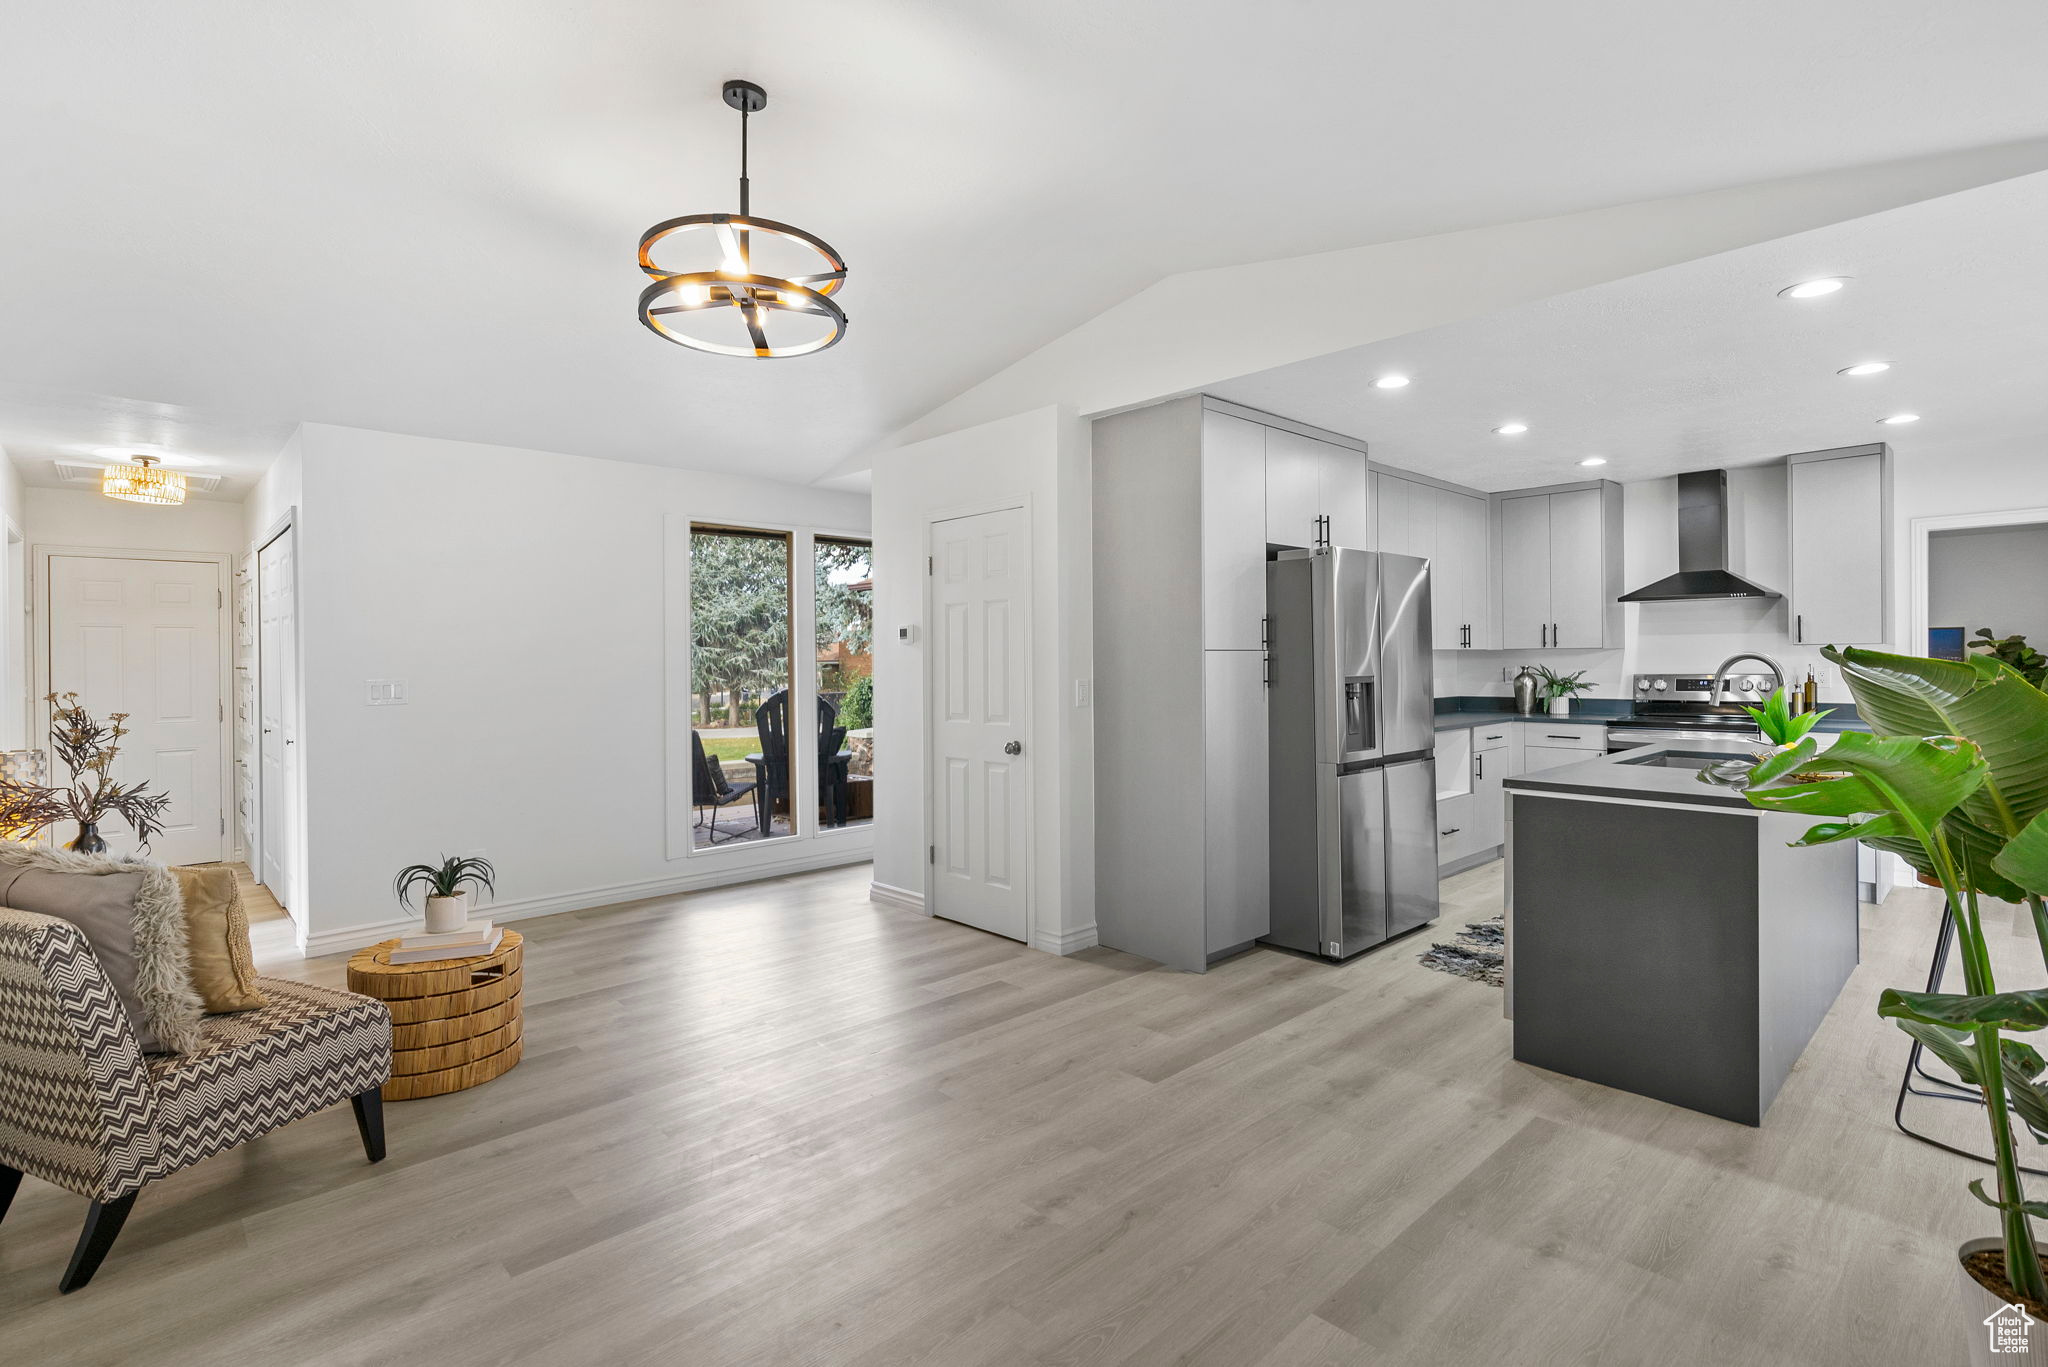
[0,693,177,852]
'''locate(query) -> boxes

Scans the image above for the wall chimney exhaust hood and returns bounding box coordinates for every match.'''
[1617,469,1781,602]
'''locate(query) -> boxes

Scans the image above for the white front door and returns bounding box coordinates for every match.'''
[258,530,297,905]
[928,508,1030,942]
[47,555,224,865]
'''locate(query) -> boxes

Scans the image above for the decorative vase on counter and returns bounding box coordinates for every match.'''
[1513,667,1542,716]
[1546,697,1570,717]
[424,890,471,934]
[66,821,107,854]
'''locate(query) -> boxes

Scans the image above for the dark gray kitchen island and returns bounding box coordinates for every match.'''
[1502,739,1860,1126]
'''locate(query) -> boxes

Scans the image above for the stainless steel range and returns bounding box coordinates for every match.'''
[1607,670,1777,749]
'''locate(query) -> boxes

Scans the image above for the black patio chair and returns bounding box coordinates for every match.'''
[692,730,759,843]
[756,691,853,829]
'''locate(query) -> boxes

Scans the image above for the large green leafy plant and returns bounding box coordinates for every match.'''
[1743,647,2048,1307]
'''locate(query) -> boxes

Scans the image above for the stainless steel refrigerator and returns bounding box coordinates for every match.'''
[1264,548,1438,960]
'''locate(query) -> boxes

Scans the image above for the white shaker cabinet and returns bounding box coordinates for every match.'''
[1787,445,1890,646]
[1496,483,1624,650]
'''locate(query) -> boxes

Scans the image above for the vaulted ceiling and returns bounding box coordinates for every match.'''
[3,1,2047,490]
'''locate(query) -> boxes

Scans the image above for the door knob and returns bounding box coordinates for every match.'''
[1004,740,1022,755]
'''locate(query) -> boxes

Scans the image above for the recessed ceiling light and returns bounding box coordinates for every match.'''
[1779,277,1847,299]
[1374,374,1410,390]
[1838,362,1890,377]
[1579,457,1607,467]
[1493,423,1528,435]
[1879,413,1920,425]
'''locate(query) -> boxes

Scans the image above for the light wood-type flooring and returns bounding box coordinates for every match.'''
[0,859,2028,1365]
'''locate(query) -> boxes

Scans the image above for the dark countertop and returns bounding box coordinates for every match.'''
[1431,695,1865,734]
[1502,737,1771,810]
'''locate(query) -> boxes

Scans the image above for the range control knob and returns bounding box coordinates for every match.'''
[1744,675,1766,692]
[1652,678,1668,691]
[1636,676,1651,691]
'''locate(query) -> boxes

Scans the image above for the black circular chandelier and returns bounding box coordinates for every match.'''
[637,80,848,359]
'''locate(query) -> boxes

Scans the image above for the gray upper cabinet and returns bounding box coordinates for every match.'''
[1787,445,1890,646]
[1201,411,1269,650]
[1265,427,1371,551]
[1496,483,1623,649]
[1264,428,1323,550]
[1376,472,1492,650]
[1319,443,1372,549]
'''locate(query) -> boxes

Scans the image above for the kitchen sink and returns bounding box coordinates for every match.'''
[1616,749,1750,772]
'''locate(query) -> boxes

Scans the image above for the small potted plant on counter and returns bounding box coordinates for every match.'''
[1742,646,2048,1364]
[394,854,497,934]
[1532,666,1593,717]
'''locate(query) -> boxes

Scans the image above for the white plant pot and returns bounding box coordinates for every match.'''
[1959,1238,2048,1365]
[424,892,471,935]
[1547,698,1570,716]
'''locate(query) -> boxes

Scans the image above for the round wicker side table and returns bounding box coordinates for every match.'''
[346,929,523,1100]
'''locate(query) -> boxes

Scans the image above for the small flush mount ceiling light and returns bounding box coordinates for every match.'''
[1579,456,1608,467]
[101,455,186,506]
[637,79,848,359]
[1879,413,1921,425]
[1373,374,1411,390]
[1778,277,1848,299]
[1493,422,1529,435]
[1838,361,1890,377]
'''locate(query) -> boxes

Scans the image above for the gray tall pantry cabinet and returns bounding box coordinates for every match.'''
[1092,396,1371,971]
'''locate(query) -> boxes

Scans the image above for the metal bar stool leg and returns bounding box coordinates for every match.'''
[1894,899,2048,1177]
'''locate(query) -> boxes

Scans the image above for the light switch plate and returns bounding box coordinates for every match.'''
[1074,679,1092,707]
[366,679,408,706]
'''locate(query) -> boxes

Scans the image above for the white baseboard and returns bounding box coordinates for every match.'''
[868,880,926,914]
[297,846,874,958]
[1032,922,1098,956]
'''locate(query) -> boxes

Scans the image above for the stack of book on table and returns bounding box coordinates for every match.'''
[388,920,504,964]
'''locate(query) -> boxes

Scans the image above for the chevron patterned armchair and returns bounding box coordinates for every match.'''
[0,909,394,1292]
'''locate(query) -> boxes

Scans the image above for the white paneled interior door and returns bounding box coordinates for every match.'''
[928,507,1030,942]
[47,555,224,865]
[258,531,297,904]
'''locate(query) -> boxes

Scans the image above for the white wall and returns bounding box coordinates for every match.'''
[0,450,26,748]
[868,405,1095,953]
[1929,524,2048,649]
[279,423,869,953]
[28,486,245,555]
[244,428,303,548]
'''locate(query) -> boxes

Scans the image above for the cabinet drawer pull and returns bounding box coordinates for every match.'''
[1545,734,1581,741]
[1440,827,1461,836]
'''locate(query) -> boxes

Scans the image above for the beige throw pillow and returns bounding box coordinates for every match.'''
[172,865,267,1013]
[0,845,204,1053]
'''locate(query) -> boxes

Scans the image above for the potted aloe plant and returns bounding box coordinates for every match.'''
[1742,647,2048,1363]
[394,854,497,934]
[1744,685,1833,752]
